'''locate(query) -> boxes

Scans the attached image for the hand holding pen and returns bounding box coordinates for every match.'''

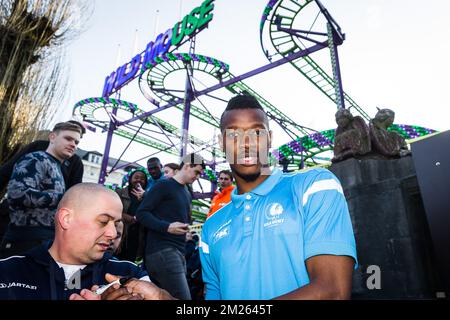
[104,273,176,300]
[69,276,143,300]
[94,276,133,295]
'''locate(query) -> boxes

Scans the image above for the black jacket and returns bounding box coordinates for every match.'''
[136,178,191,256]
[0,140,84,192]
[0,242,147,300]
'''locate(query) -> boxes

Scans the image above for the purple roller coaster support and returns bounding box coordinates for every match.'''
[180,67,194,158]
[117,98,183,128]
[196,41,328,98]
[116,41,328,129]
[98,107,118,184]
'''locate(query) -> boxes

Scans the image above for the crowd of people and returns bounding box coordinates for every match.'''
[0,93,357,300]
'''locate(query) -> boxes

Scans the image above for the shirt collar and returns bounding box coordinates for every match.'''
[220,185,235,193]
[231,168,283,208]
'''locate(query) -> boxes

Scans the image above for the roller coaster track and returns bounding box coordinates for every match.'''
[144,52,330,163]
[75,50,334,169]
[260,0,370,120]
[259,0,437,167]
[274,124,436,171]
[144,52,313,139]
[74,97,216,157]
[74,97,221,181]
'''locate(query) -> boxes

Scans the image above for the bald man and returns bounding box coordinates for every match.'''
[0,183,153,300]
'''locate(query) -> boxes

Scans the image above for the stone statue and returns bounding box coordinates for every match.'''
[332,108,371,162]
[369,108,410,158]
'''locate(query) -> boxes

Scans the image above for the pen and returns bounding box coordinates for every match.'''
[95,277,132,295]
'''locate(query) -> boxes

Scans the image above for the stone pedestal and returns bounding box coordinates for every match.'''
[330,156,439,299]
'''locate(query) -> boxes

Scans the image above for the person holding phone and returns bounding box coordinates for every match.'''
[115,168,148,263]
[136,153,205,300]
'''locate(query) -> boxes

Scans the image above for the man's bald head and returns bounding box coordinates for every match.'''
[57,183,122,214]
[50,183,124,264]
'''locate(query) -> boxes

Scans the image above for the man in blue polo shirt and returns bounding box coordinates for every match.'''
[145,157,165,192]
[200,94,357,300]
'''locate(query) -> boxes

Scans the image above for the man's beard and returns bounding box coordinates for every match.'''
[232,167,261,182]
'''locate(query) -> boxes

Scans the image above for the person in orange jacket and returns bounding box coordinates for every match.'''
[207,170,235,218]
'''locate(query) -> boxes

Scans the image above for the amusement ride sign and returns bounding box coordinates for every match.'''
[102,0,215,97]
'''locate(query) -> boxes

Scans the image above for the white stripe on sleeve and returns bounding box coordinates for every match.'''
[302,179,344,206]
[200,240,209,254]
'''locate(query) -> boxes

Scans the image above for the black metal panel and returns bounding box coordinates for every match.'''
[411,130,450,296]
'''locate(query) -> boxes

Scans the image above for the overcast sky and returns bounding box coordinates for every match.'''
[59,0,450,168]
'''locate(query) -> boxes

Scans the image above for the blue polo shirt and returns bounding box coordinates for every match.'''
[145,173,168,192]
[200,168,357,300]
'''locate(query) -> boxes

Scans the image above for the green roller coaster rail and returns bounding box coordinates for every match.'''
[145,52,329,164]
[260,0,370,120]
[146,52,312,137]
[73,98,223,157]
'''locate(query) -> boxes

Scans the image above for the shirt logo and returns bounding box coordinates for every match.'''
[264,203,285,228]
[0,282,37,290]
[214,227,229,241]
[212,219,232,243]
[269,203,284,216]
